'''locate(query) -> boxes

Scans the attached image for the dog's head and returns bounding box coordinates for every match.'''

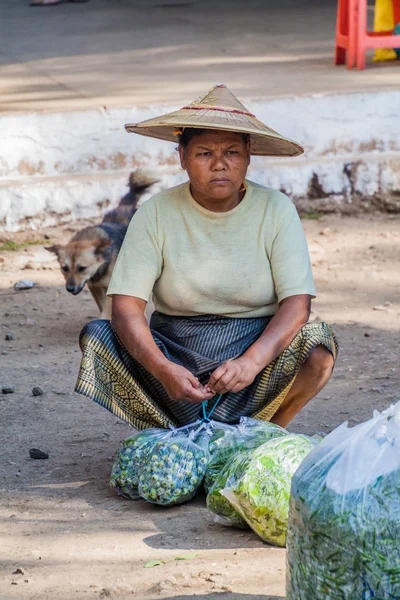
[46,239,111,294]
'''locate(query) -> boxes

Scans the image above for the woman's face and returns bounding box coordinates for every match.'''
[179,130,251,201]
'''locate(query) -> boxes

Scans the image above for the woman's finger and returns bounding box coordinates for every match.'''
[212,369,238,394]
[185,387,214,403]
[189,374,203,389]
[207,364,229,389]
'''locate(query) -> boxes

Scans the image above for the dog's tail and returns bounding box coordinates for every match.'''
[102,170,159,226]
[119,170,159,207]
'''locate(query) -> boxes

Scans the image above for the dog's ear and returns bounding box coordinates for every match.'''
[45,244,63,257]
[94,239,112,255]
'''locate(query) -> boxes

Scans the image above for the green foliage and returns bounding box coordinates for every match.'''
[226,434,316,546]
[204,418,287,494]
[287,425,400,599]
[300,210,323,220]
[0,239,50,252]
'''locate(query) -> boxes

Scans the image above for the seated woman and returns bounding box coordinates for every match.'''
[75,84,338,431]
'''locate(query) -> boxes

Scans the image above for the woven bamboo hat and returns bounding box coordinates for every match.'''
[125,84,303,158]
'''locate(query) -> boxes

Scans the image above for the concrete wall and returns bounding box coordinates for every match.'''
[1,89,400,231]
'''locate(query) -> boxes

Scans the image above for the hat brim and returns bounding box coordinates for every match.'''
[125,107,304,157]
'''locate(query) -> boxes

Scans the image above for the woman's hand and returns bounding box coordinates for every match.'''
[159,362,214,404]
[206,356,259,395]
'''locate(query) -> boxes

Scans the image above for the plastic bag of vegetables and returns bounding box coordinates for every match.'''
[199,420,237,457]
[220,434,316,546]
[287,403,400,600]
[110,428,167,499]
[138,423,210,506]
[206,449,253,529]
[204,417,287,493]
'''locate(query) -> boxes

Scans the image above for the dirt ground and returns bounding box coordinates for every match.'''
[1,212,399,600]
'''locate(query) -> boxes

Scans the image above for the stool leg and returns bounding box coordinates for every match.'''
[356,0,367,69]
[347,0,357,67]
[394,0,400,25]
[335,46,347,65]
[335,0,348,65]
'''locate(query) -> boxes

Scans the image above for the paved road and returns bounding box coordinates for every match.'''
[1,0,399,114]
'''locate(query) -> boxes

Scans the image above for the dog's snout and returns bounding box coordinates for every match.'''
[66,283,81,295]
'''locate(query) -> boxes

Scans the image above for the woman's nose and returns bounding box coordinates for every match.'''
[211,154,227,169]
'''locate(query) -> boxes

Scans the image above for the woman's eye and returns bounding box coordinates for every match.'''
[77,266,87,273]
[197,152,211,156]
[227,150,239,155]
[61,265,69,273]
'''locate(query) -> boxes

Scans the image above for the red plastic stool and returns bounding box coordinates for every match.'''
[356,0,400,68]
[335,0,358,68]
[335,0,400,69]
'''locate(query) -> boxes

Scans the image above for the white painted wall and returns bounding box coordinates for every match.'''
[1,90,400,231]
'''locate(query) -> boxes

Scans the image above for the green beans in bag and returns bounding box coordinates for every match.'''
[287,403,400,599]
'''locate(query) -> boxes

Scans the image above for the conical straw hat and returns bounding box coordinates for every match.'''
[125,84,303,157]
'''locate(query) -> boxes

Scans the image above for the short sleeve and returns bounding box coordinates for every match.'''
[268,194,316,303]
[107,201,162,301]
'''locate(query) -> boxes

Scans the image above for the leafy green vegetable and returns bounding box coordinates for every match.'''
[223,434,316,546]
[144,554,197,568]
[144,560,164,568]
[206,450,252,529]
[201,422,236,456]
[287,416,400,599]
[204,418,287,494]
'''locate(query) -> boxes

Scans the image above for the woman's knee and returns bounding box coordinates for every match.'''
[304,345,334,380]
[79,319,113,346]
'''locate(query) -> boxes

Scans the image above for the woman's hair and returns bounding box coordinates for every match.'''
[178,128,250,148]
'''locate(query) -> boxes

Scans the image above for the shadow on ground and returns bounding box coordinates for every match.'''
[160,595,283,600]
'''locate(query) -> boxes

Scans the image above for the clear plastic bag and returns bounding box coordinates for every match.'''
[109,428,168,500]
[138,424,209,506]
[286,402,400,599]
[204,417,287,494]
[206,449,253,529]
[198,420,236,456]
[221,434,316,546]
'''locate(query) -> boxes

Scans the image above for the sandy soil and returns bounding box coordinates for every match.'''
[1,213,400,600]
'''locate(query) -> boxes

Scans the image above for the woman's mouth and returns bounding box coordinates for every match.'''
[210,178,230,185]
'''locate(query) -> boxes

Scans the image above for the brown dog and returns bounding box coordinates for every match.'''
[46,172,157,319]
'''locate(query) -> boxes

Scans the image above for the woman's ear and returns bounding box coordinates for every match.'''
[178,144,187,171]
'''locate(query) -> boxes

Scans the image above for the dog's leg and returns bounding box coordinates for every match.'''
[87,282,103,313]
[100,295,112,320]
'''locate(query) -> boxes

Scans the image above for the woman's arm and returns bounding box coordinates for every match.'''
[111,295,213,404]
[206,294,311,395]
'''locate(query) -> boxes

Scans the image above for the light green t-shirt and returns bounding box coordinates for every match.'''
[107,179,316,318]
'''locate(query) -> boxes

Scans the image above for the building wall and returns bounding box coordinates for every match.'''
[1,90,400,231]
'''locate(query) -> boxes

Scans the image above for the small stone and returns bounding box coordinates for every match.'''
[364,332,371,337]
[23,262,35,271]
[32,387,44,397]
[12,568,24,575]
[2,386,15,394]
[373,305,388,311]
[15,280,35,290]
[5,332,15,341]
[29,448,49,460]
